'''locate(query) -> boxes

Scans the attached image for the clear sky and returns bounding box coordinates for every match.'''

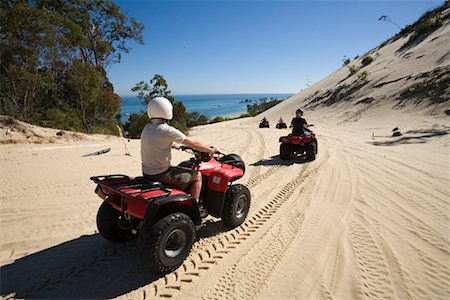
[110,0,444,96]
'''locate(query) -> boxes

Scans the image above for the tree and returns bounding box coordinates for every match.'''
[132,74,174,104]
[378,15,401,30]
[77,0,144,70]
[130,74,189,134]
[0,0,143,133]
[65,60,102,132]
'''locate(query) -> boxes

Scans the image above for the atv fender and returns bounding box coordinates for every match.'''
[143,194,202,227]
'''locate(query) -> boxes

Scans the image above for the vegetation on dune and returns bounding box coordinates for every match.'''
[376,2,449,51]
[246,98,283,116]
[0,0,144,134]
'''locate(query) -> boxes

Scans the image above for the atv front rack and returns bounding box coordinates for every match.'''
[90,174,171,203]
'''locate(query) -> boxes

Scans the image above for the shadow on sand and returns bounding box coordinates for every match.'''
[250,154,311,167]
[0,218,229,299]
[370,128,450,146]
[0,234,162,299]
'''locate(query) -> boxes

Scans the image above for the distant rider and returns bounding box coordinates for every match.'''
[290,109,311,136]
[141,97,217,204]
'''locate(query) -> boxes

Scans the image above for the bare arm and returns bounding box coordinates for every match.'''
[182,138,216,155]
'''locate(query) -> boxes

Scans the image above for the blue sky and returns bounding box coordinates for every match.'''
[110,0,444,96]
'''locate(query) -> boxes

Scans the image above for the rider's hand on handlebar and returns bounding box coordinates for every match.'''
[172,143,182,150]
[208,146,217,155]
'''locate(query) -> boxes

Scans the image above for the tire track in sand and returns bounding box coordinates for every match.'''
[202,174,313,299]
[349,216,396,300]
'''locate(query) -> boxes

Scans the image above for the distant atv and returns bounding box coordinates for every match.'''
[259,119,270,128]
[276,120,287,129]
[279,131,318,161]
[91,147,250,274]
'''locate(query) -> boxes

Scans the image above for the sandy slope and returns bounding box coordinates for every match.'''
[1,5,450,300]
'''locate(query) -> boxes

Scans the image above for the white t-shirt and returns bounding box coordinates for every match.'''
[141,120,186,175]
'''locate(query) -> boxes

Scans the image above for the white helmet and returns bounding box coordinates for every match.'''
[147,97,173,120]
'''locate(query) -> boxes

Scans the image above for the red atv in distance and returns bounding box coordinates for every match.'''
[259,117,270,128]
[279,130,318,161]
[276,118,287,129]
[90,147,250,273]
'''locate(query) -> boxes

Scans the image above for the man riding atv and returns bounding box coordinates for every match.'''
[141,97,216,215]
[259,117,269,128]
[276,117,287,129]
[290,109,312,136]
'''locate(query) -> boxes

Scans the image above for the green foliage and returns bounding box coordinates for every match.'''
[186,112,210,127]
[0,0,143,134]
[131,74,174,104]
[361,56,374,67]
[40,106,83,131]
[210,116,225,124]
[357,71,369,80]
[65,61,102,132]
[246,98,283,116]
[239,113,252,118]
[342,56,351,66]
[171,101,188,134]
[123,113,149,139]
[409,14,442,42]
[348,65,358,75]
[128,74,189,135]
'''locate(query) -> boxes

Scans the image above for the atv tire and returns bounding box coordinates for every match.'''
[97,200,134,242]
[222,184,251,228]
[306,142,316,161]
[138,213,195,274]
[280,143,291,160]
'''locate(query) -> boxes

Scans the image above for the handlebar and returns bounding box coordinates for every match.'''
[179,145,222,160]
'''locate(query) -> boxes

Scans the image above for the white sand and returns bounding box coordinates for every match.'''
[1,8,449,300]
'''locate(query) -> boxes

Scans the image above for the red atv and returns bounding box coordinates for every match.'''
[276,120,287,129]
[259,118,270,128]
[279,131,318,161]
[90,147,250,273]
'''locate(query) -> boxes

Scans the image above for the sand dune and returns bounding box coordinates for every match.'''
[1,4,449,300]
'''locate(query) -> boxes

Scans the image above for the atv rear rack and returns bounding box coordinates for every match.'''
[90,174,171,203]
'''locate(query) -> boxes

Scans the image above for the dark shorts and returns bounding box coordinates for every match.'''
[144,166,198,190]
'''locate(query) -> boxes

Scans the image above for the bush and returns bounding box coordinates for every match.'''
[342,56,351,66]
[348,65,358,75]
[41,107,83,131]
[358,71,369,80]
[411,15,442,41]
[123,112,148,138]
[210,116,225,124]
[247,98,282,116]
[361,56,374,67]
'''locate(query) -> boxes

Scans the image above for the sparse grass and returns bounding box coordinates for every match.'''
[409,14,442,43]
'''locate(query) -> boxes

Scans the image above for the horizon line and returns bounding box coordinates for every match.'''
[119,92,296,98]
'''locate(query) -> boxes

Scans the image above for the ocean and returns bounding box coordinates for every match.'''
[120,93,293,122]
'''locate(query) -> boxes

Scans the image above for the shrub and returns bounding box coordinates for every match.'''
[348,65,358,75]
[358,71,369,80]
[210,116,225,124]
[342,56,351,66]
[361,56,374,67]
[411,15,442,41]
[123,112,148,138]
